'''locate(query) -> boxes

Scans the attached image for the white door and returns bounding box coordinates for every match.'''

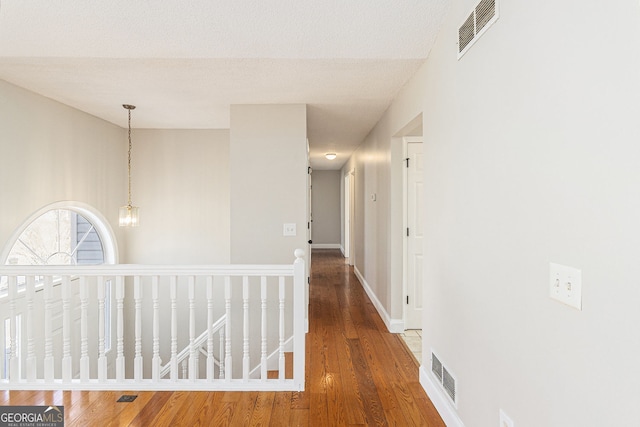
[405,141,424,329]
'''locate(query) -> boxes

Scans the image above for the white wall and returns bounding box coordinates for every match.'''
[311,170,341,246]
[346,0,640,425]
[229,104,308,264]
[124,129,230,264]
[341,72,426,329]
[0,80,126,257]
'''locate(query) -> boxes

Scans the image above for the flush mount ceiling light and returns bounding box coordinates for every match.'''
[325,153,337,160]
[119,104,140,227]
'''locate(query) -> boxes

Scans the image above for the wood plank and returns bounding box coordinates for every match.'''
[268,392,292,427]
[248,391,275,426]
[347,338,388,425]
[126,391,173,427]
[190,392,225,427]
[228,391,258,426]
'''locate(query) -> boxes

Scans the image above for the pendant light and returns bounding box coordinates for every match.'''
[119,104,140,227]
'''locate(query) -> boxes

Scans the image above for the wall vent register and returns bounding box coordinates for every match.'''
[431,350,457,405]
[458,0,499,59]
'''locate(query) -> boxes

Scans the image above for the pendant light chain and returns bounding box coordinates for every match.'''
[119,104,139,227]
[127,107,132,207]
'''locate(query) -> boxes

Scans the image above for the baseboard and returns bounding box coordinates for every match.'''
[419,366,465,427]
[353,266,404,333]
[340,245,345,256]
[311,243,341,249]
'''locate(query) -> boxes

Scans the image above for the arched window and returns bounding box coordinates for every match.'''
[5,209,105,266]
[1,203,118,376]
[0,203,117,294]
[1,202,118,267]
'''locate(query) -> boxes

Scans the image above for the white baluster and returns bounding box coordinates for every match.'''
[181,359,188,379]
[97,276,107,382]
[134,276,143,381]
[152,276,161,382]
[278,276,285,380]
[26,276,36,382]
[170,276,178,382]
[219,325,225,379]
[188,276,196,381]
[62,276,72,382]
[242,276,250,381]
[79,276,89,382]
[260,276,268,381]
[116,275,125,381]
[8,276,18,382]
[206,276,214,381]
[224,276,231,380]
[43,276,54,382]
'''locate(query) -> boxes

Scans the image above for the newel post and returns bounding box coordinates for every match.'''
[293,249,306,391]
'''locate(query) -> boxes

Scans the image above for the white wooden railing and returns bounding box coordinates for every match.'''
[0,249,306,391]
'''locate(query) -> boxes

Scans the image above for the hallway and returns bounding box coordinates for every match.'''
[306,249,444,425]
[0,249,444,426]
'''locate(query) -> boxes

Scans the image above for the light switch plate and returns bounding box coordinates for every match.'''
[283,223,297,236]
[549,262,582,310]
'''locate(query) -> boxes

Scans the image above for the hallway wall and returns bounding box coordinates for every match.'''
[344,0,640,425]
[229,104,308,265]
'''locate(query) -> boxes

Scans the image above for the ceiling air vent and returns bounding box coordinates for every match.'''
[458,0,499,59]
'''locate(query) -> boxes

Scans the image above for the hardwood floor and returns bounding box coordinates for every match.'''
[0,249,445,426]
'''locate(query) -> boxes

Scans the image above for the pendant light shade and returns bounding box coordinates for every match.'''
[119,104,140,227]
[119,205,139,227]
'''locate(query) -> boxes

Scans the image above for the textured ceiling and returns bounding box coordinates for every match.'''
[0,0,448,169]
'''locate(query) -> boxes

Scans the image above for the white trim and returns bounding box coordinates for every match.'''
[340,245,345,256]
[311,243,341,249]
[354,266,404,333]
[420,366,466,427]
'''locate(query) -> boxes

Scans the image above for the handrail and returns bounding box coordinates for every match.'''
[0,264,294,277]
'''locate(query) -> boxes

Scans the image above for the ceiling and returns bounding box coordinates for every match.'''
[0,0,447,169]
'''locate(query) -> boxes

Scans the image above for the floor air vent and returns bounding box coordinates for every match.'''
[458,0,499,59]
[431,350,457,406]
